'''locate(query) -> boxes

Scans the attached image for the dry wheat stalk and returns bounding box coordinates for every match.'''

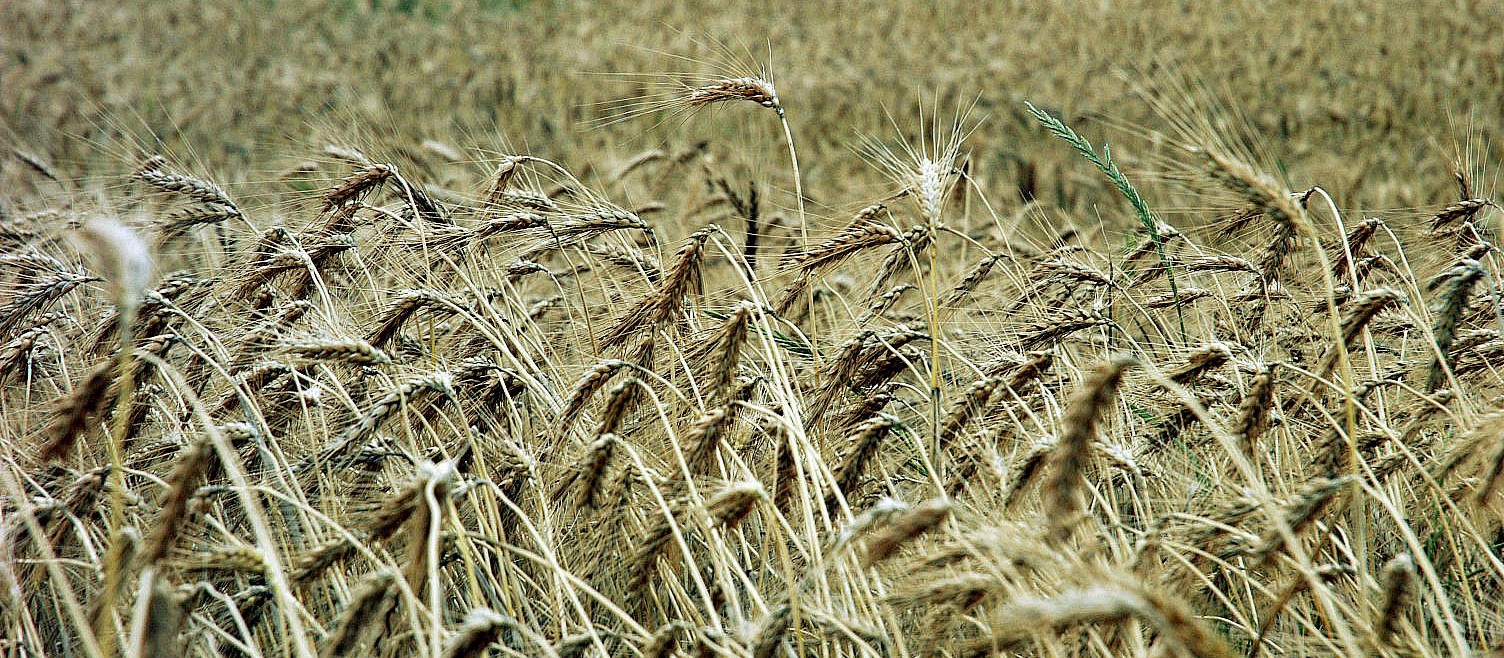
[1038,258,1111,287]
[0,269,97,338]
[1185,254,1260,275]
[863,283,916,322]
[864,224,933,301]
[1168,342,1231,385]
[595,376,644,437]
[1330,217,1384,277]
[586,243,662,281]
[289,536,360,585]
[176,545,268,576]
[0,316,60,381]
[705,481,764,529]
[521,208,648,259]
[1145,287,1212,309]
[137,577,189,658]
[14,148,61,182]
[683,406,734,476]
[937,376,1000,446]
[323,163,395,212]
[1315,289,1404,377]
[780,205,894,272]
[39,362,114,461]
[960,576,1237,658]
[1431,198,1493,230]
[1002,434,1057,509]
[1124,221,1182,265]
[157,205,242,244]
[890,572,998,609]
[482,156,527,208]
[955,585,1141,656]
[641,622,689,658]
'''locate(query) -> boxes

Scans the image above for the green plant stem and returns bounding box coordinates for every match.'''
[1026,102,1186,344]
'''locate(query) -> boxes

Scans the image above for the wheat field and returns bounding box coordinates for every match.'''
[3,1,1504,657]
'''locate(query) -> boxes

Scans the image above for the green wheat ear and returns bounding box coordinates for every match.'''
[1026,101,1185,342]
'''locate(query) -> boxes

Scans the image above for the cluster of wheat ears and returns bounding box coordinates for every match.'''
[2,68,1503,658]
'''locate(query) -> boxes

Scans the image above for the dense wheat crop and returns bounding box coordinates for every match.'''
[3,1,1504,657]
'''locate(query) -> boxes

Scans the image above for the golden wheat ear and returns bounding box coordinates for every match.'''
[861,498,951,567]
[441,609,512,658]
[1045,357,1133,541]
[318,570,398,658]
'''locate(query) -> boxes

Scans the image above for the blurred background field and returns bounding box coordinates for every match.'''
[6,0,1502,220]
